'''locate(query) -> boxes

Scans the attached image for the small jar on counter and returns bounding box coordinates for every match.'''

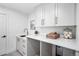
[63,28,72,39]
[34,30,39,35]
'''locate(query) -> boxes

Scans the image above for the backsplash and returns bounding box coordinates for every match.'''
[36,26,76,38]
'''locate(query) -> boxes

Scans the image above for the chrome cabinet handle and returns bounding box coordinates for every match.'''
[41,19,45,25]
[55,16,58,24]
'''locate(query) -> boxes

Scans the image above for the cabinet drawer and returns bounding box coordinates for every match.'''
[22,39,26,43]
[21,44,26,49]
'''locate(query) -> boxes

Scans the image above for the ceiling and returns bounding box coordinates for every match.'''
[0,3,40,15]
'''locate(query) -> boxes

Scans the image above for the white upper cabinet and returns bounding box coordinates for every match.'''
[29,3,76,27]
[43,4,56,26]
[56,3,76,26]
[35,4,56,27]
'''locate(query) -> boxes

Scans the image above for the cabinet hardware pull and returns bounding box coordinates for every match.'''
[55,16,58,24]
[41,19,44,25]
[1,35,7,38]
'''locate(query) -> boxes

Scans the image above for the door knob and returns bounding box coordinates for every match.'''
[1,35,7,38]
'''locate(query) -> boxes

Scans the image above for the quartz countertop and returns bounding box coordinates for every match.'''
[26,34,79,51]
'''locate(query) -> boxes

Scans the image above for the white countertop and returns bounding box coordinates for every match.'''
[26,34,79,51]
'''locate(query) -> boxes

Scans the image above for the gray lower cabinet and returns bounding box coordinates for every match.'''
[27,38,40,56]
[27,38,53,56]
[63,48,75,56]
[56,46,75,56]
[75,51,79,56]
[40,42,52,56]
[27,38,75,56]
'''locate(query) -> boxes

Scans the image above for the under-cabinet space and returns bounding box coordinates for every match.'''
[40,42,52,56]
[75,51,79,56]
[56,46,75,56]
[56,46,63,56]
[27,38,40,56]
[63,47,75,56]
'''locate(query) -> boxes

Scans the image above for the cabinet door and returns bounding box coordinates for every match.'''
[27,38,40,56]
[75,51,79,56]
[0,14,7,55]
[35,4,56,27]
[56,3,76,26]
[63,48,75,56]
[43,4,56,26]
[40,42,52,56]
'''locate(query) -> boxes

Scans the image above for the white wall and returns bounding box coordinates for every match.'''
[0,7,27,53]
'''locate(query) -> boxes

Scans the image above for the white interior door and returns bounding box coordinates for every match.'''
[0,13,7,55]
